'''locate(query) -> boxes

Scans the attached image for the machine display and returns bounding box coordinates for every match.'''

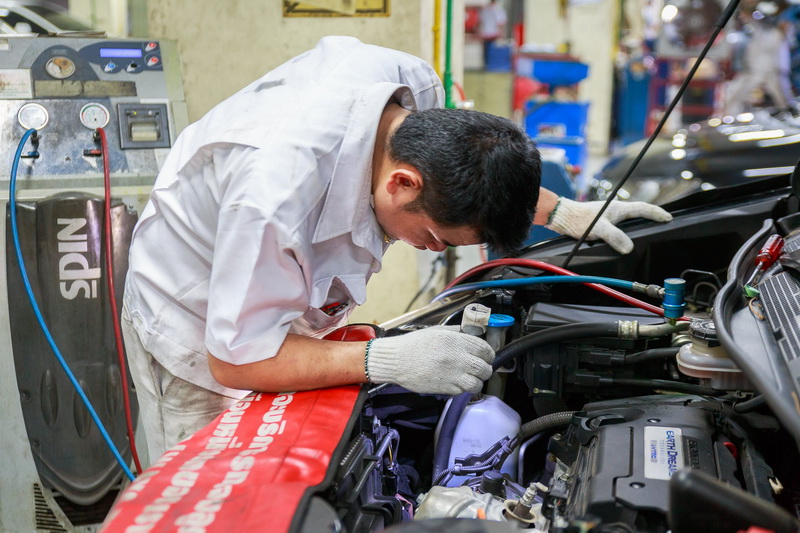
[0,35,186,532]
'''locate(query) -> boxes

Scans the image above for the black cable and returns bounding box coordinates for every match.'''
[492,322,620,370]
[624,346,680,364]
[613,377,724,396]
[405,254,444,313]
[561,0,742,269]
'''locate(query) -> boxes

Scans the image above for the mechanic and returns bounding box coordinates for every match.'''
[726,1,796,116]
[122,36,672,462]
[478,0,508,67]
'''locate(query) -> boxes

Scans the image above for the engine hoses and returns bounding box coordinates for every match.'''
[612,378,724,397]
[433,410,577,486]
[433,275,636,302]
[518,410,576,441]
[434,320,696,486]
[493,322,620,370]
[625,346,680,364]
[495,324,719,397]
[433,323,622,485]
[10,128,135,481]
[441,258,682,319]
[98,127,143,475]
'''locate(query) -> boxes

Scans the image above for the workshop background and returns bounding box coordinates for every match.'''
[6,1,800,530]
[38,0,799,324]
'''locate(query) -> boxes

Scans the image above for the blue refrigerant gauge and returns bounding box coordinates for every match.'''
[17,103,49,130]
[79,102,110,129]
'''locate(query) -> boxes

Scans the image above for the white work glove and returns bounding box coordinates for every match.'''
[367,327,494,395]
[545,197,672,254]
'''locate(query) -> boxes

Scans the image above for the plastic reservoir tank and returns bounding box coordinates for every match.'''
[434,312,521,487]
[435,394,521,487]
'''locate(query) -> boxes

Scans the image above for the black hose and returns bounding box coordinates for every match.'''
[518,410,577,440]
[734,395,767,413]
[613,378,724,396]
[431,392,471,482]
[493,322,620,370]
[624,346,680,364]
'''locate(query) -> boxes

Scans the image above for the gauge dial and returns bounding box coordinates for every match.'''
[79,103,110,129]
[17,103,49,130]
[45,56,76,80]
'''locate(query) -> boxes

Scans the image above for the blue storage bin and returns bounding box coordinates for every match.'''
[516,58,589,86]
[616,61,651,146]
[524,101,589,138]
[485,42,512,72]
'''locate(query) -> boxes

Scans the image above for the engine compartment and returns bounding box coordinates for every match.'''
[302,179,800,533]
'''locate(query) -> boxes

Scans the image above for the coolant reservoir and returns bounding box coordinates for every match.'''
[435,394,521,487]
[676,319,752,391]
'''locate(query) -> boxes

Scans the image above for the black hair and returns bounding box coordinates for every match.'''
[388,108,541,255]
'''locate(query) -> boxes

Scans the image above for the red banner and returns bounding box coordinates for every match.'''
[102,385,362,532]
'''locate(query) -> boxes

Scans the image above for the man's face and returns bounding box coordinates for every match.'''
[378,203,482,252]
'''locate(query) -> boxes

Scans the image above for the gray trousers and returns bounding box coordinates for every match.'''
[122,306,241,465]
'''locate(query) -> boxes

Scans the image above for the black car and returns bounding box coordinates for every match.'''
[591,110,800,206]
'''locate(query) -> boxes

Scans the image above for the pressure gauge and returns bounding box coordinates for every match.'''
[17,103,49,130]
[45,56,76,79]
[79,103,110,129]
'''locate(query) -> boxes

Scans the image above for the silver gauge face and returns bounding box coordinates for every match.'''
[45,56,76,79]
[79,103,110,129]
[17,103,49,130]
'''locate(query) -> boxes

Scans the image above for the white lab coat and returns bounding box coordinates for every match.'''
[479,2,507,40]
[124,36,444,394]
[726,18,793,115]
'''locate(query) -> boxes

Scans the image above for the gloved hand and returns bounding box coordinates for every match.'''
[545,197,672,254]
[367,327,494,395]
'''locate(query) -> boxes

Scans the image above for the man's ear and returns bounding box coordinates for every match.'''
[385,166,423,198]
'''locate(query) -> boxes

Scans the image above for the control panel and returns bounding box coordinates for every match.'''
[0,36,187,192]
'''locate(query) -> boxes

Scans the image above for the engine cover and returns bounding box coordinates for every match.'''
[546,395,741,529]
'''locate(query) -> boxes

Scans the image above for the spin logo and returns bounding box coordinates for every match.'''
[57,218,101,300]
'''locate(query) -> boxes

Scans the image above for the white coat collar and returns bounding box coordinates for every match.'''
[312,83,415,260]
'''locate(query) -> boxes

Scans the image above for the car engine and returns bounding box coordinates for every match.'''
[299,180,800,533]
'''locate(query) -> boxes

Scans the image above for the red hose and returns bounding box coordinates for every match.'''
[98,128,143,475]
[445,258,672,318]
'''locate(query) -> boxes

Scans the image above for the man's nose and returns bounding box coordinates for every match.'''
[427,242,447,252]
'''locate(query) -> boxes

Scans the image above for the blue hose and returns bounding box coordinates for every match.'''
[10,128,135,481]
[433,275,636,302]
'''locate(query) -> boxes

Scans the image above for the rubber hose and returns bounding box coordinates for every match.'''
[493,322,620,370]
[613,378,724,396]
[734,395,766,413]
[518,410,577,440]
[639,321,690,336]
[625,346,680,364]
[432,391,471,481]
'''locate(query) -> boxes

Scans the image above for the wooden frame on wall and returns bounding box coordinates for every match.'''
[282,0,390,17]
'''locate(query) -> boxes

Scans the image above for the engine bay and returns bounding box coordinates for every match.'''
[302,176,800,533]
